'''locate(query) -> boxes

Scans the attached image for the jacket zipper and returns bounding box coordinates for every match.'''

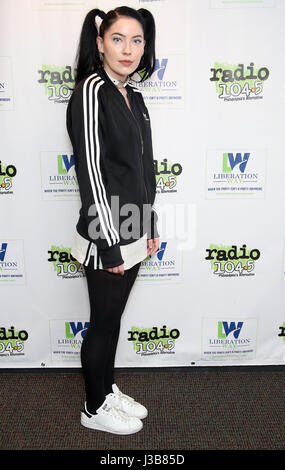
[123,94,149,205]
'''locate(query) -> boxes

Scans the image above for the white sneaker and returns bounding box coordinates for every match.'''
[80,399,143,435]
[105,384,148,419]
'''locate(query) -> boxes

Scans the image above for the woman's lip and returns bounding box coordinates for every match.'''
[119,61,133,66]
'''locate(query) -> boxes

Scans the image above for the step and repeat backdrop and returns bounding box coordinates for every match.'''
[1,0,285,368]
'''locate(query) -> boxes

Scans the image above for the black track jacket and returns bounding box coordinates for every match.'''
[66,66,159,269]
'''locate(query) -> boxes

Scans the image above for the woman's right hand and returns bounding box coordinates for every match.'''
[105,264,125,276]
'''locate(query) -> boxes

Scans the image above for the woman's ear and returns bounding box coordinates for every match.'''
[96,35,104,54]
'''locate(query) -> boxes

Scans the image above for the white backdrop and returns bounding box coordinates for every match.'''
[1,0,285,368]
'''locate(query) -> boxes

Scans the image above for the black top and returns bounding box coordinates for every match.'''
[66,67,159,269]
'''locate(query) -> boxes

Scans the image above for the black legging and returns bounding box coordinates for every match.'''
[81,258,141,414]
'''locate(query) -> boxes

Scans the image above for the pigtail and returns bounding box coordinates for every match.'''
[137,8,156,81]
[74,9,105,87]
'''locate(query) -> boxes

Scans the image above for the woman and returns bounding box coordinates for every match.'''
[66,6,159,435]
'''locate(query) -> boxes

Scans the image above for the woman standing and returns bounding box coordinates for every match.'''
[66,6,159,435]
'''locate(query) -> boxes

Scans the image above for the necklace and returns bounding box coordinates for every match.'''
[103,67,129,88]
[117,80,128,89]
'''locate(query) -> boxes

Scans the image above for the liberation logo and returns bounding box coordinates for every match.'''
[0,56,13,110]
[41,152,78,200]
[38,65,74,103]
[139,241,182,281]
[47,245,84,279]
[206,149,266,199]
[0,241,25,283]
[202,318,257,361]
[132,56,184,108]
[210,0,275,8]
[31,0,86,9]
[0,81,10,108]
[154,158,183,194]
[205,244,261,277]
[139,0,168,3]
[128,325,180,356]
[0,160,17,195]
[210,62,269,102]
[50,321,89,361]
[0,326,29,357]
[218,321,243,340]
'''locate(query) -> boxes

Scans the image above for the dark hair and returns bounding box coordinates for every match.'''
[74,6,156,87]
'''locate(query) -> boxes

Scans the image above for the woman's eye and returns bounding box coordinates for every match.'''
[113,37,121,43]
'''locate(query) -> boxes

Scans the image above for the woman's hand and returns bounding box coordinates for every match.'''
[147,238,159,257]
[105,264,125,276]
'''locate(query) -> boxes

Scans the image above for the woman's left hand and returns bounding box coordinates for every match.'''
[147,238,159,257]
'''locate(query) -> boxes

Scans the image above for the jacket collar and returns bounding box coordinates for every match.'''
[96,66,130,88]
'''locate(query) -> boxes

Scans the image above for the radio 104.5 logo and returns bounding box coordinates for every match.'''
[205,243,261,277]
[48,246,84,279]
[210,62,269,102]
[0,326,29,357]
[0,160,17,195]
[38,65,74,103]
[154,158,183,194]
[127,325,180,357]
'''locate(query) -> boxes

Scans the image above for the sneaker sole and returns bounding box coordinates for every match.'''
[80,413,143,435]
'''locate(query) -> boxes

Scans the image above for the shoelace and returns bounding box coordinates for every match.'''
[115,389,137,408]
[108,405,131,423]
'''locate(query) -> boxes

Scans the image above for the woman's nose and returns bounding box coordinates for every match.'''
[122,42,132,54]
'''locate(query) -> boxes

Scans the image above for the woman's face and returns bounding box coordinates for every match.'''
[97,16,145,81]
